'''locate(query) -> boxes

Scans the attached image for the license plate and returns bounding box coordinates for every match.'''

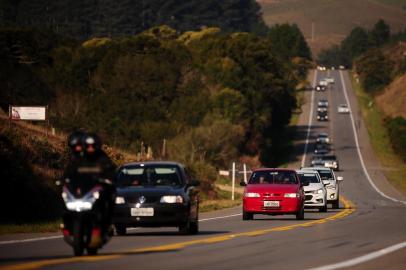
[131,207,154,216]
[263,201,279,207]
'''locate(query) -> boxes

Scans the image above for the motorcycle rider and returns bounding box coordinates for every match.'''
[64,131,117,238]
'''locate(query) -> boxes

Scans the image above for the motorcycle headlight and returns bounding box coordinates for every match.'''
[284,193,299,198]
[160,195,183,203]
[245,192,260,198]
[115,196,125,204]
[66,201,93,211]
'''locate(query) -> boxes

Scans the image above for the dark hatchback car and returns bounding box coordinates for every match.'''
[113,162,200,235]
[317,111,328,121]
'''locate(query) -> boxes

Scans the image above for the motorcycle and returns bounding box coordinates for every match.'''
[59,178,114,256]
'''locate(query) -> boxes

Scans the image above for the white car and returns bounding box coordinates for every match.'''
[325,77,335,84]
[338,104,350,113]
[296,170,327,212]
[316,133,330,144]
[301,167,343,209]
[319,80,328,86]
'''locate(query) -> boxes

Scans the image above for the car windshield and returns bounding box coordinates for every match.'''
[298,173,320,184]
[314,170,333,180]
[249,171,298,184]
[116,165,183,187]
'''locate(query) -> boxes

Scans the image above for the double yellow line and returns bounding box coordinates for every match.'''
[2,196,356,270]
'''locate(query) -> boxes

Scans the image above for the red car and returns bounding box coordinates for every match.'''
[240,168,307,220]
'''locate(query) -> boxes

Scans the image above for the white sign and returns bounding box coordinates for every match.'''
[10,106,47,121]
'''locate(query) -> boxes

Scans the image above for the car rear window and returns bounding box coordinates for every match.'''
[116,165,183,187]
[249,171,298,184]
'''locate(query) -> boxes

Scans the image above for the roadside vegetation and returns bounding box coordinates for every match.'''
[0,2,312,230]
[351,76,406,193]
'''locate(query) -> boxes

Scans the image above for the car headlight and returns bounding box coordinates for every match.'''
[160,195,183,203]
[311,189,324,194]
[245,192,260,198]
[284,193,299,198]
[115,196,125,204]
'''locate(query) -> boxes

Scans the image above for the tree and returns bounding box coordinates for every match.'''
[341,27,371,63]
[267,23,312,61]
[370,19,390,47]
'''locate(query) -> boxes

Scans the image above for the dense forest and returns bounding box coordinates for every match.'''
[0,21,312,221]
[0,0,268,38]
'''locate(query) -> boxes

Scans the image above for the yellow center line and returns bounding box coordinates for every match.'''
[1,196,356,270]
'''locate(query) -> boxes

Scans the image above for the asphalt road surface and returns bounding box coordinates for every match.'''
[1,70,405,270]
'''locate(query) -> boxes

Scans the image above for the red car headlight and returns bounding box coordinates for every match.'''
[244,192,260,198]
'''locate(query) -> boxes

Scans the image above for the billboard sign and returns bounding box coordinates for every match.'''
[9,106,47,121]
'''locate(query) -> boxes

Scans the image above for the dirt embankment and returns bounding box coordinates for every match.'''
[376,73,406,118]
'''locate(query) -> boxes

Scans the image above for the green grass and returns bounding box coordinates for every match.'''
[351,74,406,194]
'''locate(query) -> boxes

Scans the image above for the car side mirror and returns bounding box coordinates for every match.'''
[323,180,330,186]
[240,181,247,186]
[337,176,344,181]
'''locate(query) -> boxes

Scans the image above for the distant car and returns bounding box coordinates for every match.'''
[296,170,327,212]
[316,133,330,144]
[113,161,200,235]
[317,104,328,112]
[338,104,350,113]
[315,84,326,91]
[317,111,328,121]
[317,66,327,71]
[319,80,328,86]
[320,154,340,171]
[339,65,346,70]
[314,142,330,154]
[325,77,335,84]
[241,168,307,220]
[318,99,329,107]
[301,167,343,209]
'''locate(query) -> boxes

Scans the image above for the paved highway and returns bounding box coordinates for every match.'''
[0,70,405,270]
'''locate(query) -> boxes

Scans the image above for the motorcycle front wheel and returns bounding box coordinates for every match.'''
[73,220,84,256]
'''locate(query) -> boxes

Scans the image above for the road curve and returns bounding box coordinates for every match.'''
[0,70,405,270]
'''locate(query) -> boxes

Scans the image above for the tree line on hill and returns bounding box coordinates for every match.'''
[0,23,312,221]
[0,0,268,38]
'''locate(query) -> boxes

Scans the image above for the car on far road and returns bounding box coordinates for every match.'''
[325,77,335,84]
[338,104,350,113]
[321,154,340,171]
[316,133,330,144]
[240,169,307,220]
[318,99,329,107]
[317,111,328,121]
[315,84,327,91]
[301,167,343,209]
[314,142,330,154]
[339,65,346,70]
[296,170,327,212]
[113,161,200,235]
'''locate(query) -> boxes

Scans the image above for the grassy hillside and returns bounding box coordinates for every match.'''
[257,0,406,56]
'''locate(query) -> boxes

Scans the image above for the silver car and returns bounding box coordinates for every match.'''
[296,170,327,212]
[301,167,343,209]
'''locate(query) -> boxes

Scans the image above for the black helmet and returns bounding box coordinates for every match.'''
[84,133,102,154]
[67,130,86,154]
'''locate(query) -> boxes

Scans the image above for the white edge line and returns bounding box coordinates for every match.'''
[339,70,406,205]
[301,70,317,167]
[0,213,242,245]
[307,241,406,270]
